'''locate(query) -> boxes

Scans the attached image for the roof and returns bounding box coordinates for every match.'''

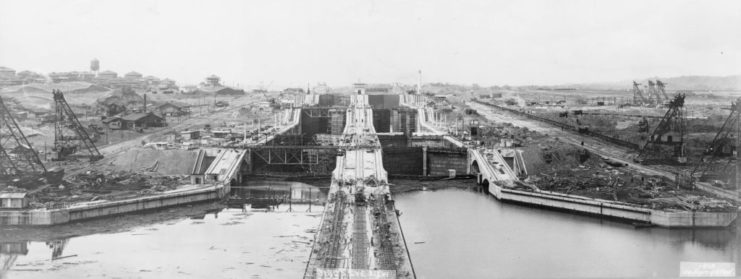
[158,102,181,109]
[0,192,27,199]
[181,130,199,134]
[121,112,163,121]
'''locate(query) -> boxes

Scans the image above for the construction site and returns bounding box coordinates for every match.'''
[463,81,740,212]
[1,78,740,278]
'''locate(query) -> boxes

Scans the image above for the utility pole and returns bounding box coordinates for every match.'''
[736,106,741,190]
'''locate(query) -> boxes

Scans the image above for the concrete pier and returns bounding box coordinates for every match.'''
[304,94,415,279]
[0,184,229,226]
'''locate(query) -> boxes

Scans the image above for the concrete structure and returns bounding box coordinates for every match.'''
[0,184,229,225]
[466,147,737,228]
[304,93,414,279]
[0,192,28,209]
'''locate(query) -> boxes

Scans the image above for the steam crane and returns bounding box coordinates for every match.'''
[656,80,670,103]
[52,89,103,161]
[632,81,649,105]
[647,80,662,104]
[636,93,687,164]
[689,99,740,189]
[0,96,47,179]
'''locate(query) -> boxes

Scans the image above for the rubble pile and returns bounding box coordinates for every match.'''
[523,140,738,211]
[30,170,187,208]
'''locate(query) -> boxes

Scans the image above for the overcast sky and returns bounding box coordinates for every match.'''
[0,0,739,88]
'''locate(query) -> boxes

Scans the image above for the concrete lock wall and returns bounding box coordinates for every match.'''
[483,184,737,227]
[498,189,651,222]
[383,147,423,175]
[0,210,69,226]
[0,185,227,226]
[300,110,330,136]
[650,210,737,227]
[427,152,468,176]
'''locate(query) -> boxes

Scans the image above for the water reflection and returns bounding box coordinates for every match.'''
[0,181,325,279]
[231,180,328,211]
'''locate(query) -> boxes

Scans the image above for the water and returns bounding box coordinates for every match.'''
[3,185,738,278]
[395,188,740,278]
[1,182,326,279]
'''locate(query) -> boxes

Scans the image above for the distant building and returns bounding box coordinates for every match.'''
[353,83,367,95]
[124,71,143,79]
[157,102,188,116]
[103,112,165,130]
[0,66,16,80]
[97,70,118,79]
[16,71,47,84]
[283,88,304,94]
[180,130,200,140]
[144,75,161,86]
[49,71,95,83]
[205,75,221,87]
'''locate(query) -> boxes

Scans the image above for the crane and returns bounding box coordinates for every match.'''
[632,81,649,105]
[636,93,687,164]
[656,80,670,102]
[689,99,740,188]
[0,96,47,179]
[52,89,103,161]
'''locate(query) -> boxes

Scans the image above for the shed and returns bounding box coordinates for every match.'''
[157,103,185,116]
[180,130,200,140]
[119,112,165,130]
[0,192,28,209]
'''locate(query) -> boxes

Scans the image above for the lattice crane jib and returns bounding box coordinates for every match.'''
[637,94,687,164]
[656,80,670,102]
[0,96,47,176]
[690,99,740,187]
[633,81,649,105]
[52,90,103,161]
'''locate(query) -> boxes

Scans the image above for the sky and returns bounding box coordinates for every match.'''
[0,0,740,89]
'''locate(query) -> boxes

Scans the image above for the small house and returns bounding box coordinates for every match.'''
[212,130,231,138]
[0,192,28,209]
[105,112,165,130]
[157,103,186,117]
[180,130,200,140]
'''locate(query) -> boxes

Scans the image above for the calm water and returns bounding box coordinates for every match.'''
[1,182,325,279]
[395,188,740,278]
[3,185,739,278]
